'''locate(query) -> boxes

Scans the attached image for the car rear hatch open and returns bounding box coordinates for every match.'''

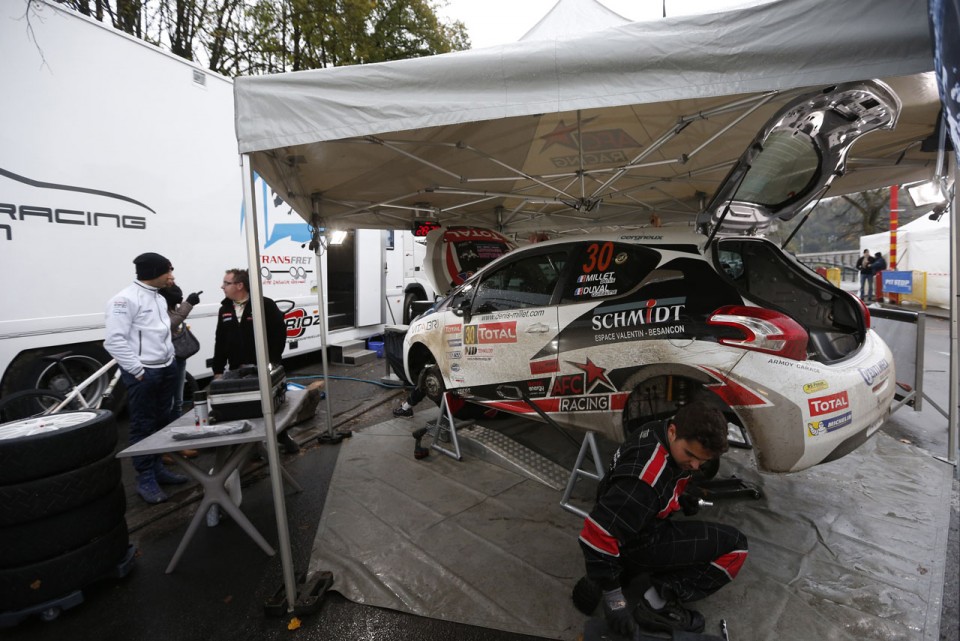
[699,80,900,363]
[698,81,901,235]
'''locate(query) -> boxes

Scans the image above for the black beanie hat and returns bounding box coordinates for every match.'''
[134,252,172,280]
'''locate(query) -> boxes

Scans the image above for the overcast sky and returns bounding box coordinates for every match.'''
[436,0,769,49]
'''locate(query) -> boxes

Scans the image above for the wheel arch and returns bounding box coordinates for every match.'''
[618,363,745,437]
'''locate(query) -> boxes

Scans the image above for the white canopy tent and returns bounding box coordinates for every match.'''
[234,0,939,237]
[230,0,956,612]
[519,0,631,42]
[862,213,953,308]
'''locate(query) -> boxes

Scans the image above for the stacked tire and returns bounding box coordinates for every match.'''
[0,410,130,621]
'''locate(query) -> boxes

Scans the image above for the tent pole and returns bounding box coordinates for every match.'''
[309,209,337,440]
[947,154,958,467]
[241,154,297,611]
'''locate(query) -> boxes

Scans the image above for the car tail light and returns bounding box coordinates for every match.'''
[852,295,871,329]
[708,305,809,361]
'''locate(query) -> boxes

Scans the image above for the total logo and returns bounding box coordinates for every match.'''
[465,321,518,344]
[808,391,849,417]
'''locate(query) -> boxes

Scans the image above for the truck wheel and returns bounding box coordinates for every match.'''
[21,345,127,414]
[0,451,121,527]
[0,519,129,611]
[0,410,117,485]
[0,483,125,567]
[402,292,423,324]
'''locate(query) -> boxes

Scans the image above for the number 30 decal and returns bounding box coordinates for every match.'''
[582,242,614,273]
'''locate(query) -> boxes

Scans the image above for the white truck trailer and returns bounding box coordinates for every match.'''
[0,1,386,403]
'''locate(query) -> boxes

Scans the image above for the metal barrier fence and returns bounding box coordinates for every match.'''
[796,249,860,282]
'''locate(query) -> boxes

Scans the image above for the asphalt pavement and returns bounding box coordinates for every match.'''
[3,314,958,641]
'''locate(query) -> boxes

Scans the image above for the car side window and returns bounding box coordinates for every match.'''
[560,242,658,303]
[472,250,568,313]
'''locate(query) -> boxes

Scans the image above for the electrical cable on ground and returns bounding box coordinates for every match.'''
[287,375,408,389]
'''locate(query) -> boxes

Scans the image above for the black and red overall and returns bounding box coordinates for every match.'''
[578,419,748,601]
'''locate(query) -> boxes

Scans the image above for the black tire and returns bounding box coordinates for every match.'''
[0,483,125,568]
[0,451,121,527]
[0,519,129,611]
[0,389,68,423]
[0,409,117,485]
[419,364,445,405]
[402,291,423,324]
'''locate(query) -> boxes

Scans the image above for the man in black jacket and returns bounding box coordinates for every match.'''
[211,268,287,378]
[856,249,875,300]
[573,401,748,636]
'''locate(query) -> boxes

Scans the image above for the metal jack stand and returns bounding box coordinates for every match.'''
[494,384,603,517]
[423,392,473,460]
[560,431,606,518]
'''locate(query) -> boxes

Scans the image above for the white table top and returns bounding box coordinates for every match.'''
[117,389,307,458]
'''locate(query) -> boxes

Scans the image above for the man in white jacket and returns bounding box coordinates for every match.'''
[105,252,188,504]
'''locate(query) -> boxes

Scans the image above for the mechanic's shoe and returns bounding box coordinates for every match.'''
[206,504,221,527]
[633,596,705,634]
[154,464,189,485]
[136,471,169,504]
[393,406,413,418]
[278,430,300,454]
[571,576,602,615]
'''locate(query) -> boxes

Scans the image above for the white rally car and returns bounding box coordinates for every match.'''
[402,81,899,473]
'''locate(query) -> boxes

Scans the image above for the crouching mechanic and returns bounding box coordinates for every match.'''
[574,401,748,636]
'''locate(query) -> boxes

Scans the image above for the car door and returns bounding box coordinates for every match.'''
[450,245,570,396]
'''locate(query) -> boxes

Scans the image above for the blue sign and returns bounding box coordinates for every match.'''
[882,271,913,294]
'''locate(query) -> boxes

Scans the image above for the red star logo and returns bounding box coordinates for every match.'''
[700,367,772,408]
[539,117,598,151]
[569,357,615,392]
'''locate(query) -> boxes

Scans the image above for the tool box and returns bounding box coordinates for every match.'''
[207,365,286,423]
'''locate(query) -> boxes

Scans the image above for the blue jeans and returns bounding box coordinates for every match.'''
[859,272,874,298]
[122,362,177,473]
[169,357,188,423]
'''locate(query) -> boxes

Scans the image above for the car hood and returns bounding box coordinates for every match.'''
[422,226,518,296]
[699,80,901,234]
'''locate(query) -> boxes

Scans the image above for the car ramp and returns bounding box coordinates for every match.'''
[307,410,952,641]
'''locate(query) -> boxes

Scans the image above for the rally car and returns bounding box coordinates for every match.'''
[402,81,899,473]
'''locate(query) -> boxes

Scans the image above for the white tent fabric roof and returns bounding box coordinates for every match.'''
[233,0,938,235]
[519,0,630,42]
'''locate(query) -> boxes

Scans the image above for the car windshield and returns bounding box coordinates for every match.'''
[736,130,820,208]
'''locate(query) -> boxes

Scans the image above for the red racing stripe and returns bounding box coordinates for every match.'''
[639,444,668,486]
[579,517,620,557]
[711,550,748,580]
[657,477,689,518]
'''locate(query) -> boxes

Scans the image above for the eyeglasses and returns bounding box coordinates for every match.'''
[222,280,238,286]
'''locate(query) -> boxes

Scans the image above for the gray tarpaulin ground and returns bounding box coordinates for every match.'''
[308,418,952,641]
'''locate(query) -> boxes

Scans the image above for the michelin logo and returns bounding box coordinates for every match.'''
[807,411,853,436]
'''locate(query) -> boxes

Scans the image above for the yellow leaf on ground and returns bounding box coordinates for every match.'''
[287,617,301,630]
